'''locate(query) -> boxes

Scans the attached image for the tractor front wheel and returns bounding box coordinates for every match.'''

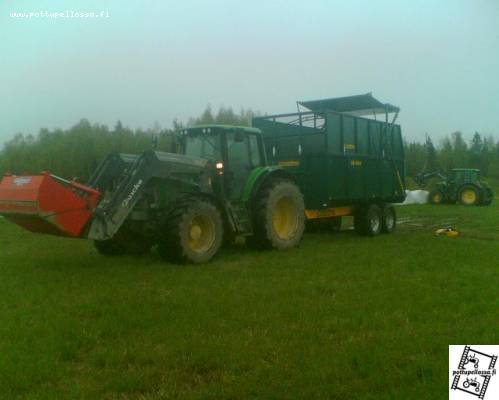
[429,189,444,205]
[158,199,223,264]
[94,227,151,256]
[458,186,479,206]
[94,238,125,256]
[248,179,305,250]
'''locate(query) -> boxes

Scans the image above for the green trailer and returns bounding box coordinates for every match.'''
[252,93,406,234]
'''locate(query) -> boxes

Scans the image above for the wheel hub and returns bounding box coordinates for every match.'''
[461,189,477,205]
[370,215,380,232]
[187,215,215,253]
[272,196,298,240]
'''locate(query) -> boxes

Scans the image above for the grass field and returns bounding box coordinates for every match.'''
[1,194,498,399]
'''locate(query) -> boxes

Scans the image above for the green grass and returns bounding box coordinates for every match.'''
[1,198,498,399]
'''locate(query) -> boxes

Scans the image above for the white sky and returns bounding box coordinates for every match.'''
[1,0,498,144]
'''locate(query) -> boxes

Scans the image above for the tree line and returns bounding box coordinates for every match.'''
[0,106,498,181]
[405,131,499,178]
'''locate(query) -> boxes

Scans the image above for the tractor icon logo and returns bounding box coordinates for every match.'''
[465,353,480,369]
[463,377,481,393]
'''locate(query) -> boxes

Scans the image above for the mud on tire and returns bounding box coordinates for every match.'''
[157,199,223,264]
[248,179,305,250]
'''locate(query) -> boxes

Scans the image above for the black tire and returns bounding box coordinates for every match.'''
[94,226,151,256]
[157,199,223,264]
[381,204,396,234]
[248,179,305,250]
[94,238,125,256]
[429,189,444,205]
[458,185,479,206]
[354,204,382,236]
[479,188,493,206]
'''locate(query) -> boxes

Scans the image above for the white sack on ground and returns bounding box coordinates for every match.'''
[401,190,429,205]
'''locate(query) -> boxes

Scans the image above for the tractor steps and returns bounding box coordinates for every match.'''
[228,202,253,234]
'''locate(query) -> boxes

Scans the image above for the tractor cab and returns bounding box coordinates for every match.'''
[179,125,266,199]
[447,168,480,185]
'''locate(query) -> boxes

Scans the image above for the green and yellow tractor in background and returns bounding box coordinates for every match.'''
[415,168,494,206]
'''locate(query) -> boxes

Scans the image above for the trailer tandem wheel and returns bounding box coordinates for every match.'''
[354,204,382,236]
[381,204,396,234]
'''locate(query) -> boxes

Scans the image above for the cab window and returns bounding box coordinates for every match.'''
[226,132,262,170]
[184,133,221,160]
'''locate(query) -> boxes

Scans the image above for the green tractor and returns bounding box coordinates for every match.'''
[415,169,494,206]
[88,125,307,263]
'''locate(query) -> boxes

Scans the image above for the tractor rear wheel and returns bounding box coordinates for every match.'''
[354,204,382,236]
[458,186,479,206]
[381,204,396,233]
[248,179,305,250]
[480,188,493,206]
[429,189,444,205]
[158,199,223,264]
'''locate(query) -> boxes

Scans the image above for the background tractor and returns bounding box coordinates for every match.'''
[415,169,493,206]
[0,94,406,263]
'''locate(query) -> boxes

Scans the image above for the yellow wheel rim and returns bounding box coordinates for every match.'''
[272,196,298,240]
[461,189,477,205]
[187,215,215,253]
[432,193,442,203]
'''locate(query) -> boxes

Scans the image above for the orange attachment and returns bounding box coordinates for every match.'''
[0,173,100,237]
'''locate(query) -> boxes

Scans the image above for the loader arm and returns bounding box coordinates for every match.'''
[87,150,211,241]
[87,152,139,192]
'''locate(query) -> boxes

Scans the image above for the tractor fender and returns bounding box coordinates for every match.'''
[241,166,297,204]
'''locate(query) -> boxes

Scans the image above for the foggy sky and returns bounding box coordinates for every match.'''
[1,0,498,144]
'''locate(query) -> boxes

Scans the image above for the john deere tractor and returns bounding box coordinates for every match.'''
[415,169,494,206]
[0,125,306,263]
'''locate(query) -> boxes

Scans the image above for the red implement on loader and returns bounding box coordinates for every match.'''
[0,173,100,237]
